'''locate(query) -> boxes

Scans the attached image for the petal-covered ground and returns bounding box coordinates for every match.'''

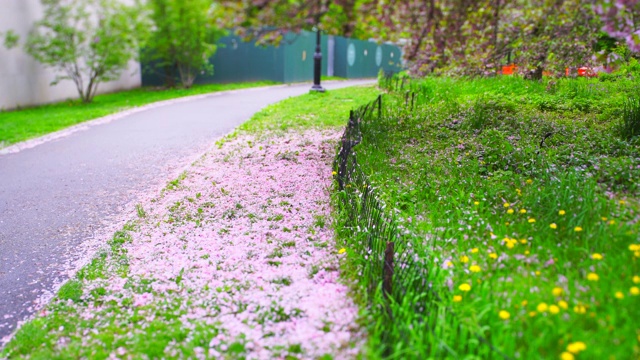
[5,130,363,359]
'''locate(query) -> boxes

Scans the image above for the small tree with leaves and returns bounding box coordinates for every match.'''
[25,0,149,103]
[144,0,224,88]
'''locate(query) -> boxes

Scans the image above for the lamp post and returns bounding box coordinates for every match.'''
[310,28,325,92]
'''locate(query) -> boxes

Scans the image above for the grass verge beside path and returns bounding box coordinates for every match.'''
[0,81,277,148]
[1,84,380,359]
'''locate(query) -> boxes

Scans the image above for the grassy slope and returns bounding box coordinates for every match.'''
[0,81,278,147]
[0,84,380,359]
[340,76,640,359]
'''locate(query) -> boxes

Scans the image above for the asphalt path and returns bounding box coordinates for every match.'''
[0,79,375,341]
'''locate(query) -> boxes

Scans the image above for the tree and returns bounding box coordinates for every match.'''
[595,0,640,52]
[144,0,224,88]
[25,0,149,103]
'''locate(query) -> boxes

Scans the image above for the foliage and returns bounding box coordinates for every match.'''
[595,0,640,52]
[1,30,19,49]
[24,0,150,103]
[332,74,640,358]
[144,0,225,88]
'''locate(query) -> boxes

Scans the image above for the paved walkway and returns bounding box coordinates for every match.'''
[0,79,374,340]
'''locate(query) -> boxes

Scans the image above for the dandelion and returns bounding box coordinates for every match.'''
[453,295,462,302]
[445,261,453,267]
[549,305,560,314]
[537,302,548,312]
[609,219,616,225]
[520,209,527,214]
[526,179,533,184]
[629,244,640,251]
[528,218,536,223]
[459,283,471,292]
[535,270,541,276]
[516,188,522,195]
[521,300,528,306]
[529,311,537,317]
[631,287,640,296]
[558,300,568,309]
[504,202,510,208]
[338,248,346,254]
[550,223,557,229]
[591,253,603,260]
[601,217,608,221]
[587,273,599,281]
[574,305,587,314]
[520,239,528,244]
[615,291,624,299]
[471,248,479,253]
[499,310,510,320]
[489,252,498,259]
[559,210,566,215]
[567,341,587,354]
[469,265,482,273]
[525,250,530,255]
[332,171,337,176]
[574,226,583,232]
[561,352,575,360]
[507,209,514,214]
[633,275,640,284]
[460,255,469,264]
[620,200,626,205]
[552,287,563,296]
[474,201,480,206]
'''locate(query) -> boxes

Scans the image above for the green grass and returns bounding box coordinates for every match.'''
[237,85,379,133]
[0,81,278,148]
[334,75,640,359]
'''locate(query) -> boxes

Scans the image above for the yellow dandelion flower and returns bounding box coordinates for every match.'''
[635,251,640,258]
[615,291,624,299]
[499,310,510,320]
[620,200,626,205]
[587,273,599,281]
[552,287,563,296]
[453,295,462,302]
[525,250,530,255]
[338,248,346,254]
[631,287,640,296]
[506,242,515,249]
[529,311,537,317]
[332,171,337,176]
[460,255,469,264]
[526,179,533,184]
[549,305,560,314]
[561,351,575,360]
[609,219,616,225]
[550,223,557,229]
[574,305,587,314]
[591,253,603,260]
[459,283,471,292]
[471,248,479,253]
[520,239,528,244]
[507,209,514,214]
[537,302,549,312]
[558,300,568,309]
[521,300,528,306]
[474,201,480,206]
[469,265,482,273]
[574,226,583,232]
[629,244,640,251]
[520,209,527,214]
[505,221,510,225]
[504,202,510,208]
[559,209,566,215]
[528,218,536,223]
[632,275,640,284]
[535,270,541,276]
[445,261,453,267]
[601,217,608,221]
[516,188,522,195]
[567,341,587,354]
[489,252,498,259]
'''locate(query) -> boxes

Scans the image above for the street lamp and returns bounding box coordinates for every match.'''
[310,28,325,92]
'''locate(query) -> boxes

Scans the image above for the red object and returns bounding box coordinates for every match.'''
[502,64,517,75]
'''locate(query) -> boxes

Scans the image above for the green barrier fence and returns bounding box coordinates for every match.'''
[141,30,402,87]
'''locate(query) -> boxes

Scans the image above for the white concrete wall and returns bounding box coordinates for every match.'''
[0,0,141,110]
